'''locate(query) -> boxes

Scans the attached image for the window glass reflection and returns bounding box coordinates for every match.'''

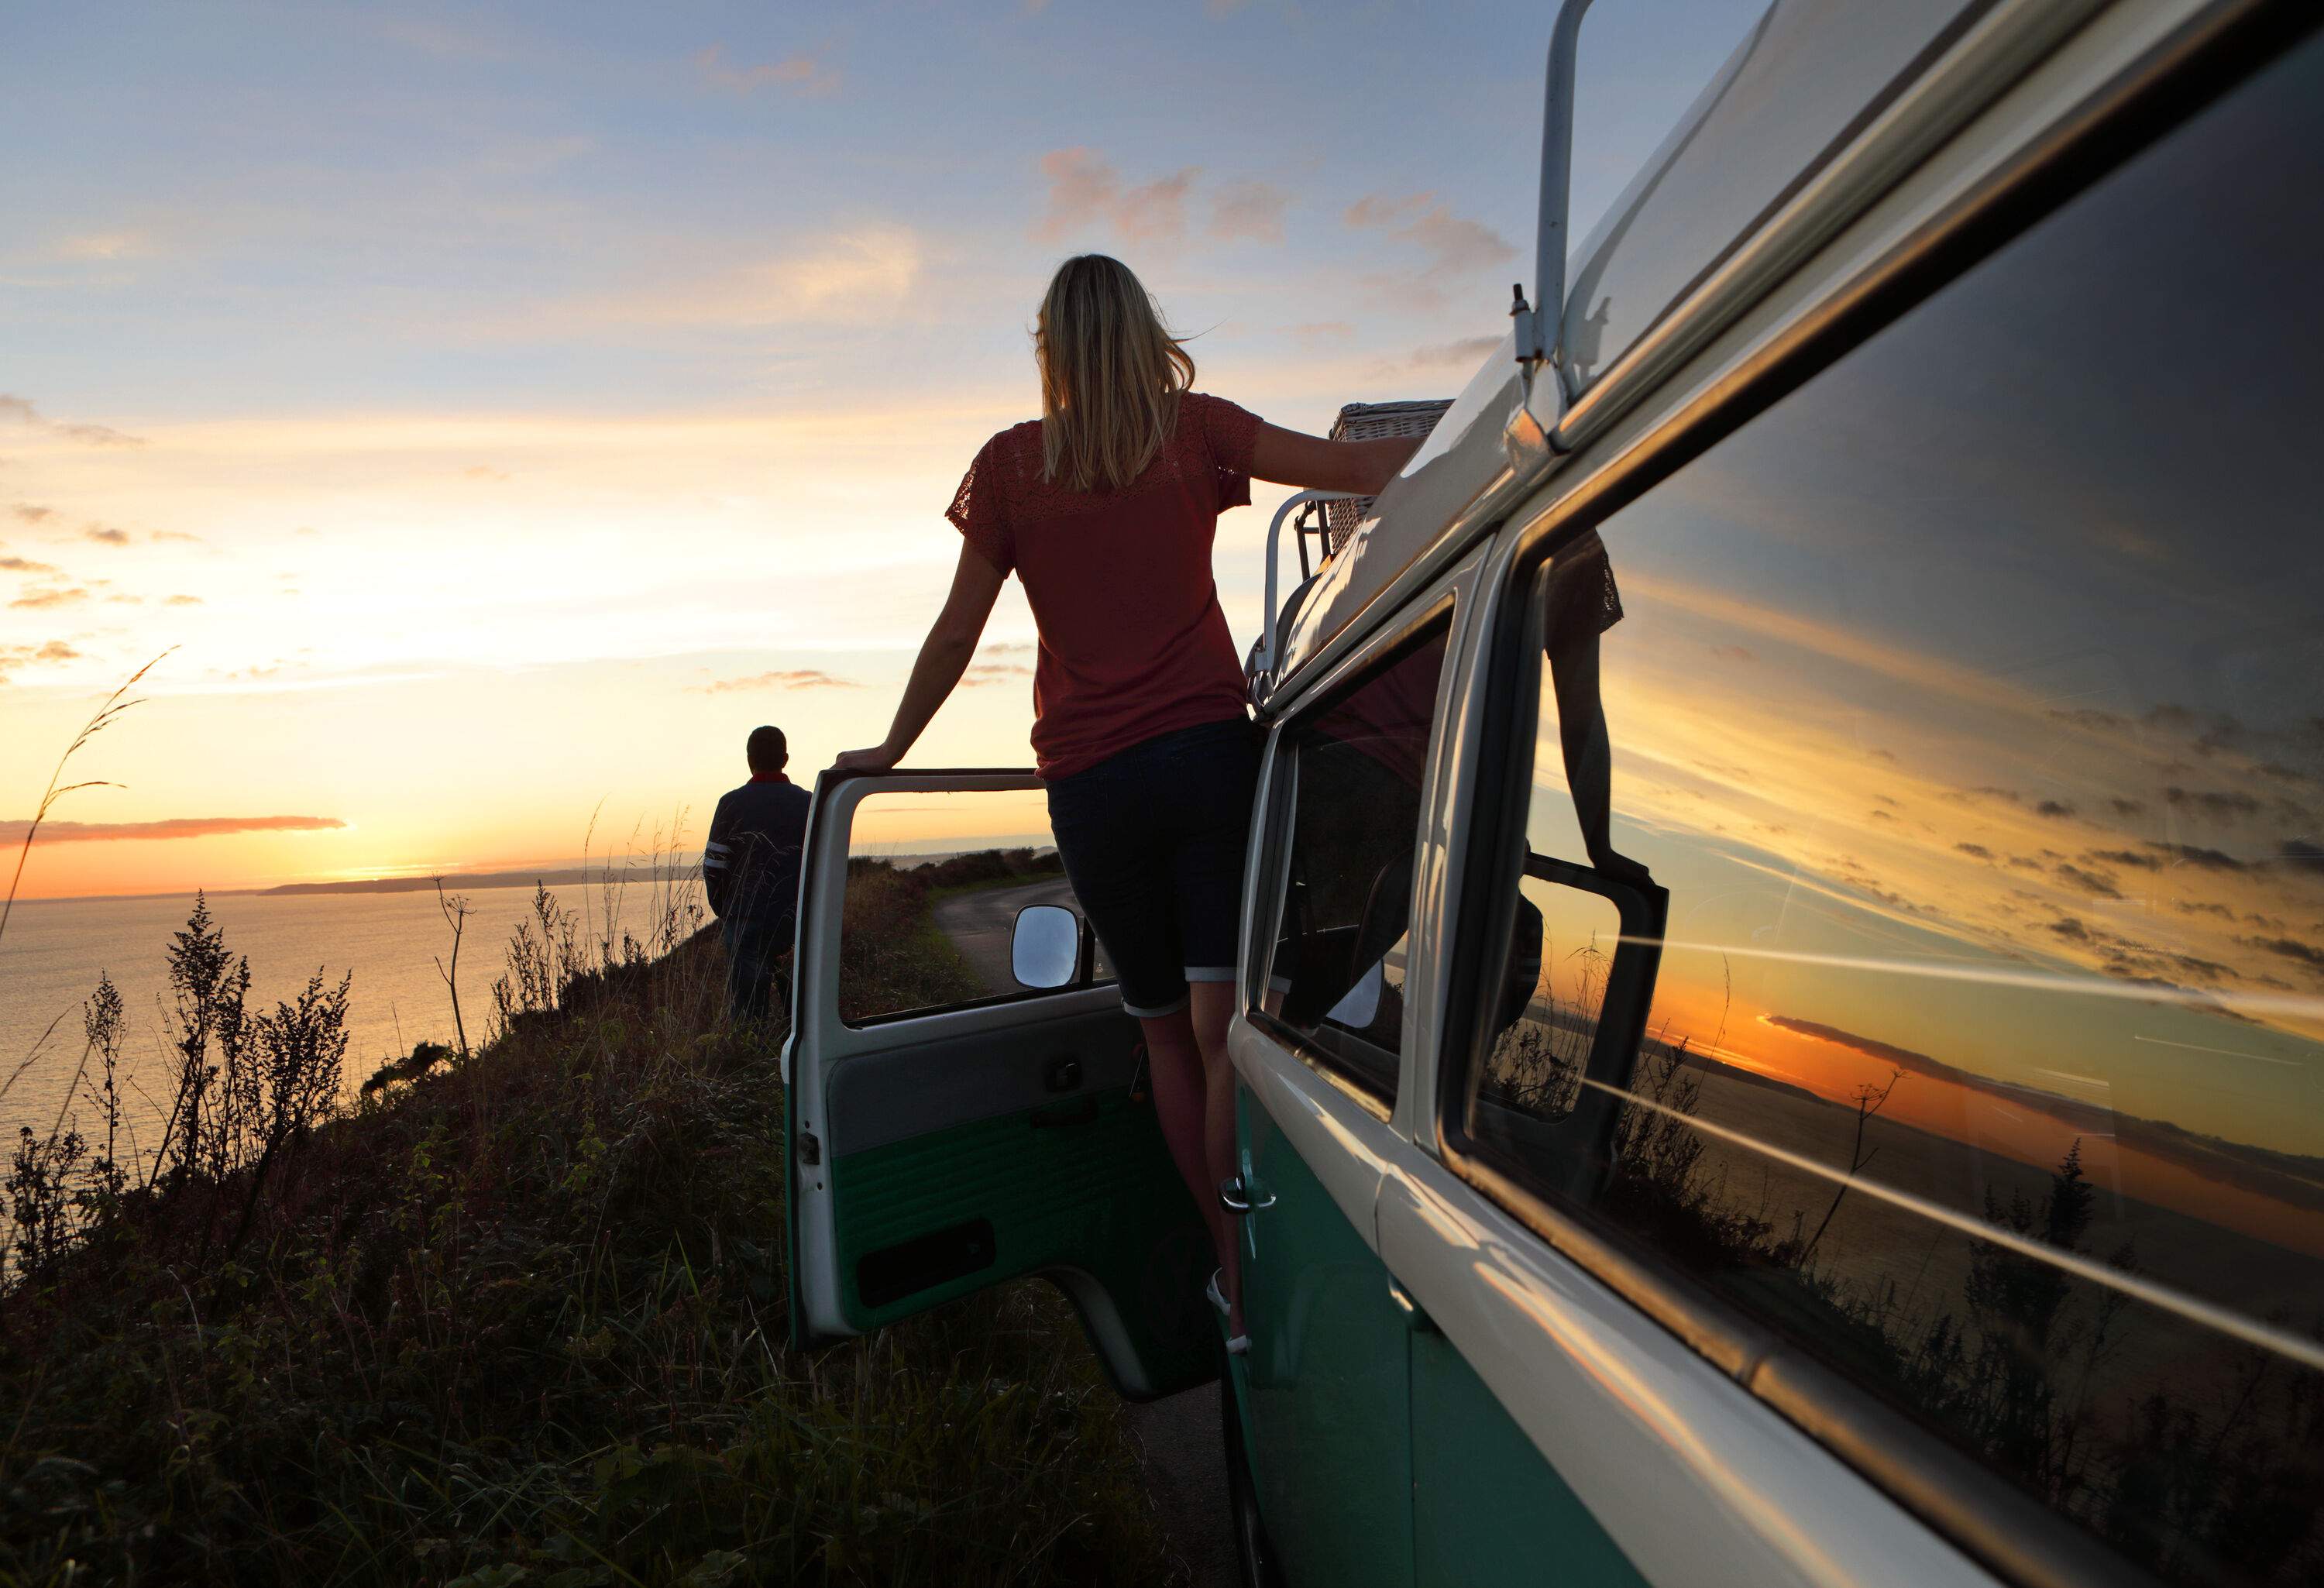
[1477,36,2324,1587]
[841,789,1106,1024]
[1261,625,1452,1097]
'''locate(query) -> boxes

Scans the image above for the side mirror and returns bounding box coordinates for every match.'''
[1011,904,1081,990]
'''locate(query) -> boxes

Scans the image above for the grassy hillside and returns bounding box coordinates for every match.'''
[0,882,1180,1586]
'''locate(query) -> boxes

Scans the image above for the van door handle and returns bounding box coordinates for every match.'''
[1387,1277,1439,1335]
[1219,1174,1276,1215]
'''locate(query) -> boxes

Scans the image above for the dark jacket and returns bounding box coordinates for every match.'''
[704,775,812,927]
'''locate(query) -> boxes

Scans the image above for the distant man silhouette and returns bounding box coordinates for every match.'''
[704,724,813,1024]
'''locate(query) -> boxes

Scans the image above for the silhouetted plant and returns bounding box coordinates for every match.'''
[153,892,251,1191]
[74,972,126,1210]
[4,1124,84,1276]
[435,880,474,1060]
[221,968,350,1254]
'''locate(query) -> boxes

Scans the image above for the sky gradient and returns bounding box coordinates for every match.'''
[2,1,1758,899]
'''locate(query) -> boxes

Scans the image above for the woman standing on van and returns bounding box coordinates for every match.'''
[834,254,1415,1345]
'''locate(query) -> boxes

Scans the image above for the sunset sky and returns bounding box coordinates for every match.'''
[2,1,1760,900]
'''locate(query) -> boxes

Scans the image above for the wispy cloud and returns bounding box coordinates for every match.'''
[1345,193,1516,303]
[57,231,152,261]
[11,504,55,523]
[694,42,840,97]
[528,226,920,332]
[151,529,205,545]
[0,555,58,574]
[9,586,89,610]
[1208,180,1290,244]
[0,639,79,684]
[958,662,1033,686]
[1400,335,1500,370]
[696,669,858,694]
[1036,148,1199,246]
[0,394,146,448]
[0,814,349,844]
[83,524,131,545]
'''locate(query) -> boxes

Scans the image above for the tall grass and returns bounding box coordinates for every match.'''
[0,686,1180,1587]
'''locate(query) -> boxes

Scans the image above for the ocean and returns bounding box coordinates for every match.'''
[0,881,696,1147]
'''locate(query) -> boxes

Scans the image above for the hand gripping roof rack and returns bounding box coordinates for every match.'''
[1249,0,1594,694]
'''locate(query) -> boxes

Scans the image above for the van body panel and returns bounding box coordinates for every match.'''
[1386,553,1493,1147]
[1559,0,1992,395]
[1408,1325,1645,1588]
[1238,1071,1413,1588]
[1377,1154,2006,1588]
[1261,347,1537,710]
[1229,1019,1394,1283]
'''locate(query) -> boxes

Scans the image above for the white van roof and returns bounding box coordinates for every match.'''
[1263,0,1987,703]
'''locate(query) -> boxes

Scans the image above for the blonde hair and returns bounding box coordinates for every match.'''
[1035,255,1196,493]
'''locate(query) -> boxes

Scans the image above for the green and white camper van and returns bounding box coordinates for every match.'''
[786,0,2324,1583]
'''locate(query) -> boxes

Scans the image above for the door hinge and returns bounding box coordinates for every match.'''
[798,1131,822,1167]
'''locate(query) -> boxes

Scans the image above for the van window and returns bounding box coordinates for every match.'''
[839,789,1109,1024]
[1454,36,2324,1588]
[1257,618,1452,1100]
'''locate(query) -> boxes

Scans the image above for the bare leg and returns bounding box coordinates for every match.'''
[1190,981,1244,1335]
[1140,1005,1235,1308]
[1549,628,1649,885]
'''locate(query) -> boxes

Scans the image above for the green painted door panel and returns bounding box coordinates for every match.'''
[831,1086,1215,1396]
[1239,1084,1413,1588]
[1410,1329,1645,1587]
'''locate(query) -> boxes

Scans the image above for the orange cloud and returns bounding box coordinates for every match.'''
[0,815,348,844]
[9,586,88,609]
[957,662,1033,686]
[697,669,857,694]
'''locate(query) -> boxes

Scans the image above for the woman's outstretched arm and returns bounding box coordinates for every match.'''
[831,543,1006,772]
[1250,423,1420,497]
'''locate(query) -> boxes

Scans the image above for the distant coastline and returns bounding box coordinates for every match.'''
[11,861,673,906]
[259,866,691,897]
[17,843,1060,906]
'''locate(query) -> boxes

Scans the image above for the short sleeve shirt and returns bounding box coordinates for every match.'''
[947,392,1263,779]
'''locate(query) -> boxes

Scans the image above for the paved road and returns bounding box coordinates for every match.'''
[929,875,1080,995]
[1126,1386,1235,1588]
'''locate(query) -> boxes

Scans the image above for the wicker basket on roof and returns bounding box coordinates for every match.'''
[1322,399,1456,555]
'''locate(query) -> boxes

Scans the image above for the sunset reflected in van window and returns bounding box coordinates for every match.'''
[1466,38,2324,1586]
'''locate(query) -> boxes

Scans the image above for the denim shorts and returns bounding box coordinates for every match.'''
[1046,717,1264,1018]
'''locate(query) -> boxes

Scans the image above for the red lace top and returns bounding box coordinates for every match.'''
[948,391,1262,779]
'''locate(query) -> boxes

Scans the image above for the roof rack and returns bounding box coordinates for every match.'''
[1250,488,1353,695]
[1511,0,1597,383]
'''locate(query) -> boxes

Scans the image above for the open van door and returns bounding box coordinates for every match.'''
[784,768,1216,1399]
